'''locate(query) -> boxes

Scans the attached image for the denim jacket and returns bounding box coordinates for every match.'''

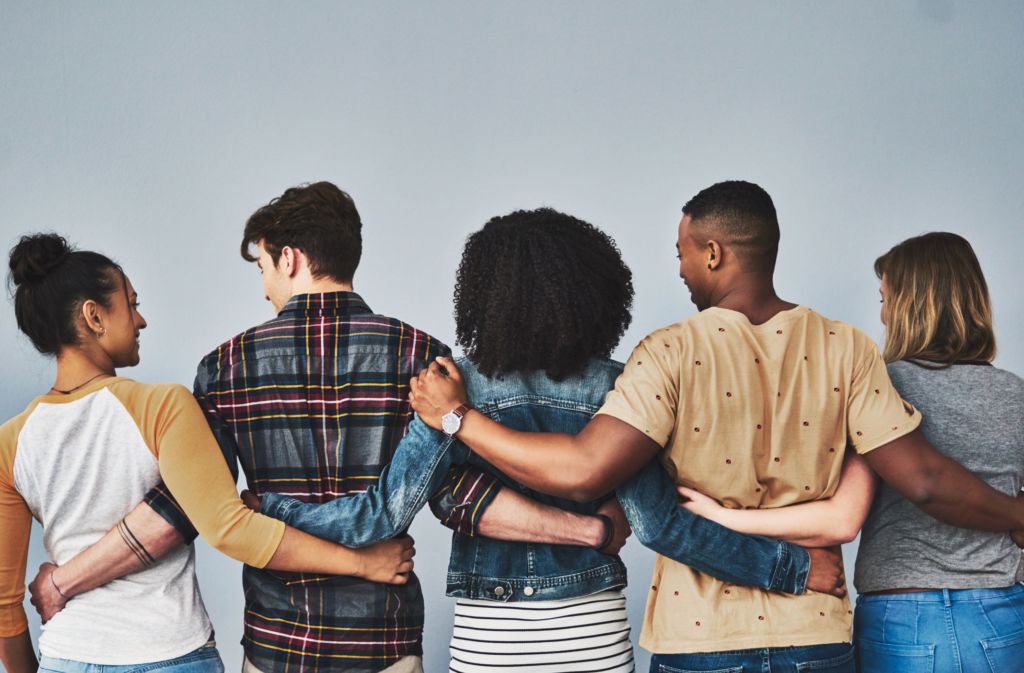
[261,357,810,602]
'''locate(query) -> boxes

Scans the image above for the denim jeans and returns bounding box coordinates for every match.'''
[649,642,854,673]
[855,584,1024,673]
[38,640,223,673]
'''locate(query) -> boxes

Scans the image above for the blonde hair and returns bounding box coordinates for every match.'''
[875,232,996,365]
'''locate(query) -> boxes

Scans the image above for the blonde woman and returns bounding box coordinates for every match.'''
[677,232,1024,673]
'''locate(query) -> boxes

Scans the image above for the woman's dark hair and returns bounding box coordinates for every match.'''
[454,208,633,381]
[8,233,123,355]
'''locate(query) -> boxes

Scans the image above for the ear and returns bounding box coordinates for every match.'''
[80,299,106,337]
[706,240,723,271]
[278,246,301,278]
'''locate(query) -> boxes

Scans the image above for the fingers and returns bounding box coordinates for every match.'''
[676,485,697,499]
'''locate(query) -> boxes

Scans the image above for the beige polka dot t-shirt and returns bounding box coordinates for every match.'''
[598,305,919,653]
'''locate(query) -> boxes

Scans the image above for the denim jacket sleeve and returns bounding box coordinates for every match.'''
[617,459,810,594]
[260,416,467,546]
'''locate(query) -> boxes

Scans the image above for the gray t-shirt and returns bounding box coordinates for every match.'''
[854,360,1024,593]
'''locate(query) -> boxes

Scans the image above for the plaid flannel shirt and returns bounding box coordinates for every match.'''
[183,292,484,673]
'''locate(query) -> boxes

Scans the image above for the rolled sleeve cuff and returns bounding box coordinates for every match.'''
[144,482,198,543]
[769,541,810,595]
[0,603,28,638]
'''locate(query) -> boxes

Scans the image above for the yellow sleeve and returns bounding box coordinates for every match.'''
[597,335,679,447]
[0,416,31,637]
[117,382,285,567]
[847,331,921,454]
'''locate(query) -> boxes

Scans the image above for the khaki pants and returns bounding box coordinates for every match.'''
[243,655,423,673]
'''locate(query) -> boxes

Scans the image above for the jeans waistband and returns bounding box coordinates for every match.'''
[857,584,1023,604]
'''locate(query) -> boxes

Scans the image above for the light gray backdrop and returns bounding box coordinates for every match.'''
[3,2,1023,671]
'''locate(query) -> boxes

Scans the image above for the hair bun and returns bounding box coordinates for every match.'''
[9,233,73,286]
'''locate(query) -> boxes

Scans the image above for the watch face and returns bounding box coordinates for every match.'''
[442,412,460,436]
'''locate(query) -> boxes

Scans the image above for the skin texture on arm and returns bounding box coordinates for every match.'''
[863,428,1024,532]
[677,451,876,547]
[0,631,36,673]
[28,501,184,622]
[409,357,660,501]
[472,490,629,554]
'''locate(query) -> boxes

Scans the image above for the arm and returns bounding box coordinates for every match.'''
[156,384,413,582]
[863,428,1024,531]
[677,451,876,547]
[0,632,35,673]
[428,464,628,553]
[616,458,847,596]
[0,444,37,673]
[410,357,661,501]
[475,492,629,554]
[259,417,460,546]
[28,500,183,622]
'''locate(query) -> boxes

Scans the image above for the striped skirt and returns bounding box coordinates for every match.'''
[449,590,634,673]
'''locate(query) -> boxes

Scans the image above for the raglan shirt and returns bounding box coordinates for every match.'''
[0,378,284,664]
[597,306,920,653]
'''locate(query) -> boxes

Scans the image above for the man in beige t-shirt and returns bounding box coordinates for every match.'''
[407,180,1024,672]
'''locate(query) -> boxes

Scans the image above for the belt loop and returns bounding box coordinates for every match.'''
[942,588,952,607]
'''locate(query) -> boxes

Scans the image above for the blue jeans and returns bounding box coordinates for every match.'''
[38,640,223,673]
[649,642,854,673]
[855,584,1024,673]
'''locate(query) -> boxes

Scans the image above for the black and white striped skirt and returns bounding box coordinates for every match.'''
[448,590,634,673]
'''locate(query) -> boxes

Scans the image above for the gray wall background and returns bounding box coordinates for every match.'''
[3,2,1022,671]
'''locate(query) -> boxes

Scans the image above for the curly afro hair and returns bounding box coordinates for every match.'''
[454,208,633,381]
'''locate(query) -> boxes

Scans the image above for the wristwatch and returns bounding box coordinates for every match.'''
[441,403,473,438]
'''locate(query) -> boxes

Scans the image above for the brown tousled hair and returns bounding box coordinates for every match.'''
[875,232,995,366]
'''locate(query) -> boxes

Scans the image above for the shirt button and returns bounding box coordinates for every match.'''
[524,586,535,597]
[494,586,505,597]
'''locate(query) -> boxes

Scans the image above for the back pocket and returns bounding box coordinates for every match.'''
[857,638,934,673]
[981,629,1024,672]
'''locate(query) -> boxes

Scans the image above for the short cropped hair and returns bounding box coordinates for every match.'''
[241,181,362,283]
[875,232,996,365]
[454,208,633,381]
[682,180,780,274]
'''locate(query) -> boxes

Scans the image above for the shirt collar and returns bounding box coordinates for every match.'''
[278,291,373,317]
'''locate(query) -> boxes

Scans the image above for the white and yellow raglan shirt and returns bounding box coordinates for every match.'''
[0,377,284,664]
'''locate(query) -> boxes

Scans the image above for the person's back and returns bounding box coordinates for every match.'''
[603,305,916,652]
[2,380,213,663]
[856,360,1024,592]
[196,293,445,670]
[195,182,447,673]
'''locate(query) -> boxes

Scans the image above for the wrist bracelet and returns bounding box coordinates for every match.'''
[51,569,68,599]
[595,514,614,550]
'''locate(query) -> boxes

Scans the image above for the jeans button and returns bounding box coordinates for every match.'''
[524,586,535,597]
[494,586,505,597]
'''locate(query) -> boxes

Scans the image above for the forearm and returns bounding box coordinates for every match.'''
[682,452,875,547]
[54,501,184,598]
[265,526,366,573]
[619,460,810,594]
[261,419,456,547]
[866,429,1024,531]
[475,488,605,546]
[455,412,659,501]
[0,630,36,673]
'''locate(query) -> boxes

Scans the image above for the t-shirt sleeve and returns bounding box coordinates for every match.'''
[596,336,679,447]
[0,419,31,637]
[123,383,285,567]
[846,332,921,454]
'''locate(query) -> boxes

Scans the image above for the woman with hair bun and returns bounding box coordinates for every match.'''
[0,235,415,673]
